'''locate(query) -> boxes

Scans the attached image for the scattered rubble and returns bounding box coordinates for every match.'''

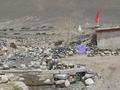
[0,46,76,70]
[87,48,120,57]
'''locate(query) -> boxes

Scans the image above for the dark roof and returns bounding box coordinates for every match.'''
[96,27,120,33]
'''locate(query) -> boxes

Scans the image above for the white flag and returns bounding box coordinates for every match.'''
[78,25,82,32]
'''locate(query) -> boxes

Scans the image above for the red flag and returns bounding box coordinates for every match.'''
[95,10,100,25]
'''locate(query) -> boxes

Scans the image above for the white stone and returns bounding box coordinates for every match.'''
[19,77,25,81]
[20,64,27,69]
[40,65,47,70]
[2,47,8,51]
[65,80,70,87]
[13,81,29,90]
[54,74,68,80]
[0,75,8,83]
[3,64,9,69]
[43,79,51,84]
[6,73,14,81]
[42,62,47,66]
[54,80,65,85]
[85,78,95,85]
[84,73,95,79]
[68,51,73,55]
[46,56,52,60]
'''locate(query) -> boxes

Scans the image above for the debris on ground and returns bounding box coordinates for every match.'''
[87,48,120,57]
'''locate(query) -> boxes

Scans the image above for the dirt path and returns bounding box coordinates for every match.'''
[61,55,120,90]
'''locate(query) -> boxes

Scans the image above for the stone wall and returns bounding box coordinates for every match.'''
[97,31,120,49]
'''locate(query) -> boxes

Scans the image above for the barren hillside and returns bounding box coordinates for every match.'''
[0,0,120,25]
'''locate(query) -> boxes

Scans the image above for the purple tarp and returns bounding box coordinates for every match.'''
[74,44,87,54]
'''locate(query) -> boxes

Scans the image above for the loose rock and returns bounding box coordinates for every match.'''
[85,78,95,86]
[0,75,8,83]
[13,81,29,90]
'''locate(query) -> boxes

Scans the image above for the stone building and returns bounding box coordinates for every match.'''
[96,27,120,49]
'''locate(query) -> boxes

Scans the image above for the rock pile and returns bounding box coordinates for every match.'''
[87,48,120,57]
[53,64,96,88]
[0,73,29,90]
[0,46,76,70]
[0,63,97,89]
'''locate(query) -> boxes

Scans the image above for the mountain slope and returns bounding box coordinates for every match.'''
[0,0,120,25]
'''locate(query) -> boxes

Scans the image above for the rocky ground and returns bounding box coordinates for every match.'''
[0,0,120,89]
[0,18,119,90]
[0,25,96,90]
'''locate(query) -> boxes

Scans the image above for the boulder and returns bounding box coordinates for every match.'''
[69,76,76,83]
[67,51,74,56]
[65,80,70,87]
[43,79,52,84]
[6,73,14,81]
[54,74,69,80]
[68,63,74,68]
[19,77,25,81]
[40,65,47,70]
[54,79,70,87]
[42,62,47,66]
[20,64,27,69]
[85,78,95,85]
[2,64,9,70]
[54,80,65,85]
[0,75,8,83]
[83,73,96,79]
[13,81,29,90]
